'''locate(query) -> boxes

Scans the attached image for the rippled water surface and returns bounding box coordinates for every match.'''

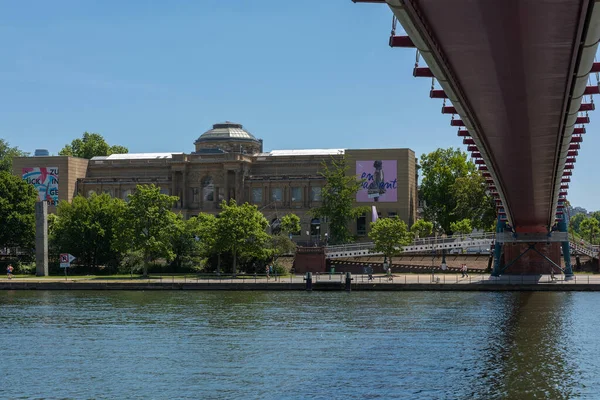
[1,291,600,399]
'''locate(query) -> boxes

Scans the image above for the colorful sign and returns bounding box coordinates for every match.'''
[22,167,59,205]
[356,160,397,202]
[60,253,76,268]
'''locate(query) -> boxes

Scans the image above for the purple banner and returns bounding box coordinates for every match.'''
[356,160,397,202]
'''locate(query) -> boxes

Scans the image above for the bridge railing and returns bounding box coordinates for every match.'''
[325,232,497,255]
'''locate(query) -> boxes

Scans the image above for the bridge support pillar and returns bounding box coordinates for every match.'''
[558,218,573,277]
[491,218,505,277]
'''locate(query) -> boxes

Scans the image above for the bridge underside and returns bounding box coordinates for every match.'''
[395,0,595,233]
[367,0,600,274]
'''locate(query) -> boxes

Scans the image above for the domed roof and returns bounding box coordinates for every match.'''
[195,122,259,143]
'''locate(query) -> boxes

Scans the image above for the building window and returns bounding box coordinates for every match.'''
[310,186,322,201]
[357,214,367,236]
[202,176,214,202]
[388,211,397,218]
[122,189,132,201]
[252,188,263,203]
[160,188,169,196]
[291,187,302,202]
[103,189,112,197]
[271,187,282,202]
[87,190,96,198]
[192,187,199,203]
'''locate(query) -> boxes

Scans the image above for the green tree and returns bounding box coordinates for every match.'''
[590,211,600,225]
[269,234,296,265]
[269,213,299,266]
[452,174,496,230]
[280,213,301,236]
[0,171,37,249]
[569,213,586,235]
[59,132,128,159]
[216,199,270,275]
[169,215,205,271]
[52,193,126,270]
[420,147,494,234]
[368,217,411,267]
[117,184,179,277]
[312,156,368,244]
[410,219,434,239]
[450,218,473,236]
[580,217,600,244]
[0,139,28,173]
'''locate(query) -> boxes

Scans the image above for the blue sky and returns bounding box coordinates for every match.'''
[1,0,599,211]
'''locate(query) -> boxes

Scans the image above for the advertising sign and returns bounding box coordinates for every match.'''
[22,167,59,205]
[356,160,397,202]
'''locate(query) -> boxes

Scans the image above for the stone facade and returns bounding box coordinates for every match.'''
[14,122,418,243]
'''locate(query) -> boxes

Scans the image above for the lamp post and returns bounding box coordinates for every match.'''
[441,233,447,270]
[324,232,329,246]
[316,225,320,246]
[307,230,311,246]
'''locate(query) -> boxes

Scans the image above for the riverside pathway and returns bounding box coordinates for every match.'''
[2,273,600,291]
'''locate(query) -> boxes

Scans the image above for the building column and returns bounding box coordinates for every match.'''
[182,171,188,209]
[35,201,49,277]
[234,169,240,201]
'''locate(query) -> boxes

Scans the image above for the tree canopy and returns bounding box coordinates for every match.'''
[59,132,128,159]
[116,185,179,276]
[450,218,473,236]
[52,193,126,270]
[580,217,600,244]
[215,199,271,275]
[410,219,434,239]
[368,216,412,266]
[420,147,495,234]
[280,213,301,236]
[0,171,37,249]
[0,139,28,173]
[312,156,368,244]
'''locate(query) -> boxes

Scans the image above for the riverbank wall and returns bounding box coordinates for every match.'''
[3,281,600,291]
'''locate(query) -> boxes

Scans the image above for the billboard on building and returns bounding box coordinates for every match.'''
[22,167,59,205]
[356,160,397,202]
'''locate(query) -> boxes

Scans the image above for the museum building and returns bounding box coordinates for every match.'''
[13,122,418,242]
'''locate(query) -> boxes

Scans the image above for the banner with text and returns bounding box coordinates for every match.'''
[22,167,59,205]
[356,160,397,202]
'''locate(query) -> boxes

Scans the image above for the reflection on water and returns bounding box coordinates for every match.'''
[1,291,599,399]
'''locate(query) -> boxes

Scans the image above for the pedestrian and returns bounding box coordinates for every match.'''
[6,264,13,279]
[368,264,373,281]
[265,265,270,279]
[550,268,555,281]
[387,266,393,282]
[461,264,466,278]
[464,264,469,277]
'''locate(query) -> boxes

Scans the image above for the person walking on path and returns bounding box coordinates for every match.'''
[6,264,14,279]
[265,265,270,280]
[463,264,469,278]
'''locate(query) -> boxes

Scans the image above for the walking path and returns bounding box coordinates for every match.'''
[1,273,600,290]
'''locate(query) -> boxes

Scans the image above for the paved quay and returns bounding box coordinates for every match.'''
[2,273,600,291]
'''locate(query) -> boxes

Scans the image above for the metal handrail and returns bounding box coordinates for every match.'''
[325,232,496,254]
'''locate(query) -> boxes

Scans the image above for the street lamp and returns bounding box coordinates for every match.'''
[306,230,310,246]
[441,233,447,270]
[316,225,320,246]
[324,232,329,246]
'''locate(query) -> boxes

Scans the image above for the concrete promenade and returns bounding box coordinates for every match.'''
[2,273,600,291]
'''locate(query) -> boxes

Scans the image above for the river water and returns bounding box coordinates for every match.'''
[1,290,599,399]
